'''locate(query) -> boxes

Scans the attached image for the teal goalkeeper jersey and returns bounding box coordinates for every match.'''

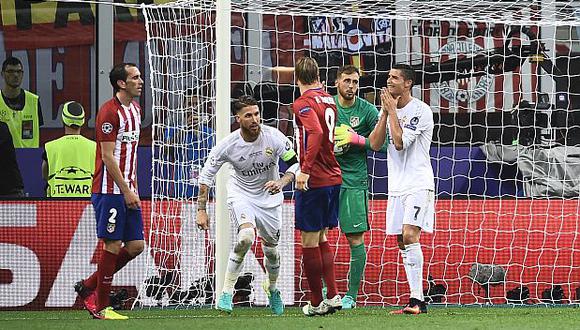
[334,95,381,189]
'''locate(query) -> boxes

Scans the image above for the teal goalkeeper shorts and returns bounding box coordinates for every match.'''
[338,188,369,234]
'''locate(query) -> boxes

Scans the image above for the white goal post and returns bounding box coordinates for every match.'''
[138,0,580,308]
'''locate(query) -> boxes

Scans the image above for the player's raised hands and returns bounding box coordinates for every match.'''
[380,87,400,114]
[196,209,209,230]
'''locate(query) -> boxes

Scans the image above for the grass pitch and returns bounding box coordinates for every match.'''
[1,306,579,329]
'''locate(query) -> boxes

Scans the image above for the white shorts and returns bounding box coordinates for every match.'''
[228,198,281,245]
[386,190,435,235]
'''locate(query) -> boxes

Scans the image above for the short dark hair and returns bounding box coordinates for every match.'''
[2,57,23,72]
[232,95,258,115]
[336,65,360,79]
[295,57,319,85]
[391,64,416,85]
[109,63,137,93]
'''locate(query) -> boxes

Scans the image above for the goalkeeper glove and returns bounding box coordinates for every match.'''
[334,124,366,148]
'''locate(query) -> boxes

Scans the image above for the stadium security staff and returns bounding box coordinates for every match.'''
[42,101,96,197]
[0,57,43,148]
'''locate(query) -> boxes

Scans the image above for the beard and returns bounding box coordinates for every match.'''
[339,90,355,101]
[242,124,261,139]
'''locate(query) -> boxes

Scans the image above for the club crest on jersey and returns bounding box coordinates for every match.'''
[107,223,116,233]
[350,116,360,127]
[102,122,113,134]
[265,147,274,157]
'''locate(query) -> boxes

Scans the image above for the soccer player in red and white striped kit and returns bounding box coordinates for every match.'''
[292,57,343,316]
[75,63,144,320]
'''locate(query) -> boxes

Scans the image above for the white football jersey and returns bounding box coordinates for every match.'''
[386,97,435,196]
[198,125,295,208]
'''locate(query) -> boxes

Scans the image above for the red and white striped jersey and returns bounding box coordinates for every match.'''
[92,97,141,194]
[292,88,342,189]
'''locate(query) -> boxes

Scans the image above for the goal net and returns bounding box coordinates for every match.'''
[139,0,580,308]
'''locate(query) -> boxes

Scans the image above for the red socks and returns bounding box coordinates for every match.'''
[302,247,324,306]
[83,248,134,290]
[319,241,337,298]
[114,248,133,273]
[96,250,118,311]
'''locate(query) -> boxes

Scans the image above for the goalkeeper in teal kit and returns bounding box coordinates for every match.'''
[333,65,386,309]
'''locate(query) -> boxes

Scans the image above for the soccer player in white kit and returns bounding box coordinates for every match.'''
[196,95,299,315]
[369,64,435,314]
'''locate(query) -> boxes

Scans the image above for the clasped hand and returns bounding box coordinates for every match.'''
[334,124,356,148]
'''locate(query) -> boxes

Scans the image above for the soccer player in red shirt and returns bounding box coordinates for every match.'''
[74,63,144,320]
[292,57,343,316]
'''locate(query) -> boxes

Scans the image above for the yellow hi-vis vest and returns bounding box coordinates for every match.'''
[0,90,40,148]
[45,135,96,197]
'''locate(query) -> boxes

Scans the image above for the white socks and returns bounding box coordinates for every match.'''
[401,242,424,301]
[262,244,280,291]
[223,227,255,294]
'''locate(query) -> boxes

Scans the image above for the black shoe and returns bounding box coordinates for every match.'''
[74,280,90,299]
[409,298,428,313]
[390,298,424,315]
[74,280,98,317]
[420,301,428,314]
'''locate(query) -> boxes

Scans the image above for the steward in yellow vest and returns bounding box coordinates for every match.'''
[0,57,42,148]
[42,101,96,197]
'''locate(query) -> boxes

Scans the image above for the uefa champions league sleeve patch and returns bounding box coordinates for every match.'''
[299,107,311,115]
[102,122,114,134]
